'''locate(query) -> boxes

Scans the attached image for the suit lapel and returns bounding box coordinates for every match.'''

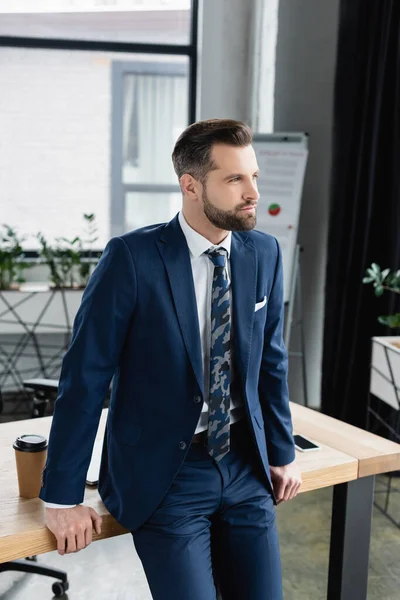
[156,217,258,397]
[230,233,257,386]
[156,216,204,397]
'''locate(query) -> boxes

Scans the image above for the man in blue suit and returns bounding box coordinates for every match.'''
[41,119,302,599]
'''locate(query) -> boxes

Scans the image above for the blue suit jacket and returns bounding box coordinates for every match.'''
[40,214,295,531]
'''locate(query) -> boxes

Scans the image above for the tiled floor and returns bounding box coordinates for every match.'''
[279,478,400,600]
[1,477,399,599]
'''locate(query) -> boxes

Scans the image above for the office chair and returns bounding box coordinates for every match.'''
[0,379,69,597]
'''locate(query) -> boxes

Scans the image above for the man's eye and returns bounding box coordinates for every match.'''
[231,177,241,182]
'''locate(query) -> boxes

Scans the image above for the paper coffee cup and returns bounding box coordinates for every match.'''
[13,434,48,499]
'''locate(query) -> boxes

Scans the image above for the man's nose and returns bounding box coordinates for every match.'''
[245,180,260,200]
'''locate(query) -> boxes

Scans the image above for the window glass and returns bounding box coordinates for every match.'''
[0,4,192,46]
[125,191,182,232]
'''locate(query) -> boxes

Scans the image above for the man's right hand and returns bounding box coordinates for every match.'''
[45,505,102,555]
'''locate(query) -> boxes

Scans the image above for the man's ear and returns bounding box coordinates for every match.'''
[180,174,200,199]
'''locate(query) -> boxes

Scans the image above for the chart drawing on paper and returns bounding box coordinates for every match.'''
[253,133,309,303]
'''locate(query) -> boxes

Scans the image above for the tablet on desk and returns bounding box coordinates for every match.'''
[86,438,103,486]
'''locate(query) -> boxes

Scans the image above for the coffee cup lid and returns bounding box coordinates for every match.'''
[13,434,48,452]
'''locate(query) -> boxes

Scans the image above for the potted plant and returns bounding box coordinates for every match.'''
[0,225,31,290]
[0,218,102,403]
[37,233,79,288]
[363,263,400,411]
[38,213,102,289]
[363,263,400,333]
[78,213,102,287]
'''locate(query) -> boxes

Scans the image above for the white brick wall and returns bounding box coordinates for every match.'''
[0,47,111,249]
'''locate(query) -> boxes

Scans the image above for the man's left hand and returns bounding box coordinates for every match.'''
[270,461,302,504]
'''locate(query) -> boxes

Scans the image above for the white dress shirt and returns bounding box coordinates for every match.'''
[178,210,244,432]
[45,211,244,509]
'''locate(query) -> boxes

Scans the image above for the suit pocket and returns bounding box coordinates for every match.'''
[254,296,267,312]
[111,420,143,447]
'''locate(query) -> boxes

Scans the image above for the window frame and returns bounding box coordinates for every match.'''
[111,60,187,237]
[0,0,198,255]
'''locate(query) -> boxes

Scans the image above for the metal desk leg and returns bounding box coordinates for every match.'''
[328,476,375,600]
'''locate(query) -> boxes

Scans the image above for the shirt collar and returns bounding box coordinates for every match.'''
[178,211,231,259]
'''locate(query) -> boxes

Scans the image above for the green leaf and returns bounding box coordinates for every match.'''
[371,263,381,274]
[378,314,400,328]
[375,285,384,296]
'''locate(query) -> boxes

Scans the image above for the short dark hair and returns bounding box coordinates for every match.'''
[172,118,253,184]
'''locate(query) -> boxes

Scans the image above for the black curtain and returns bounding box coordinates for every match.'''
[321,0,400,427]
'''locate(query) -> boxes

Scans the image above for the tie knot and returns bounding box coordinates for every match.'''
[205,247,228,268]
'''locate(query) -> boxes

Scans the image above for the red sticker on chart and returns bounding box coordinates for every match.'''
[268,203,281,216]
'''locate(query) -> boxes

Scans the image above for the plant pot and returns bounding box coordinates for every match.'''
[0,283,21,291]
[50,284,86,290]
[370,336,400,410]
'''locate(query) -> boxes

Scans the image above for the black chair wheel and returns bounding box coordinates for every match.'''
[52,580,69,597]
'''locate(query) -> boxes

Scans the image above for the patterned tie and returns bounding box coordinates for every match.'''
[205,248,231,462]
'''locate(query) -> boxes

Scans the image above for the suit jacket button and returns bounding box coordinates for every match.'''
[193,395,202,404]
[179,441,187,450]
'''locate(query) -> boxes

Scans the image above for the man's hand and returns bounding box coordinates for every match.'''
[270,460,302,504]
[45,505,102,555]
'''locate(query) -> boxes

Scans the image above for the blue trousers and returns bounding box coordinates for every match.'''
[132,418,282,599]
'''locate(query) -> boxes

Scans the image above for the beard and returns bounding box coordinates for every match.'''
[202,186,257,232]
